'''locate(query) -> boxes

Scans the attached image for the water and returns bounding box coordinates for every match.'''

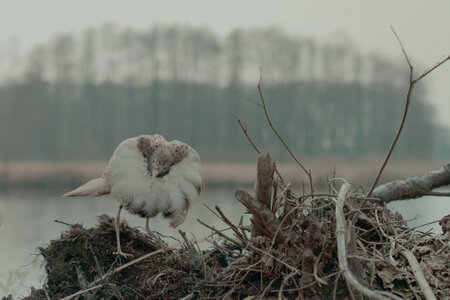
[0,187,448,297]
[386,187,450,232]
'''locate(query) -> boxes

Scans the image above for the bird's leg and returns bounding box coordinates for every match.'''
[113,204,133,258]
[145,217,167,249]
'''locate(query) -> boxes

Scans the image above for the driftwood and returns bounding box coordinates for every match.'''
[372,162,450,202]
[255,153,274,210]
[234,190,286,243]
[252,152,275,238]
[400,250,437,300]
[335,183,402,300]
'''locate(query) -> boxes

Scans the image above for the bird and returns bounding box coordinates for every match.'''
[63,134,202,257]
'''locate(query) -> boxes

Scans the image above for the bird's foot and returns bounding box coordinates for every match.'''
[145,228,168,250]
[113,249,133,258]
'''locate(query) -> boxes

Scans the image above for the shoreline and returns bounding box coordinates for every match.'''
[0,158,444,191]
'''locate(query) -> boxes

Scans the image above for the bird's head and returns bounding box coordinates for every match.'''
[149,149,174,188]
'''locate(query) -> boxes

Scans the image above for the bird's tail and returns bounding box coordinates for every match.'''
[63,177,110,197]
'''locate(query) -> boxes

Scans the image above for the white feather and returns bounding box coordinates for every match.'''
[63,177,110,197]
[103,137,202,225]
[64,136,202,227]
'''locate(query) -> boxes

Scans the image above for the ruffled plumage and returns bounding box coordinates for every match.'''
[65,135,202,227]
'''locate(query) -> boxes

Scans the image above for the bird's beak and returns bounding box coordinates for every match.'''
[150,173,157,188]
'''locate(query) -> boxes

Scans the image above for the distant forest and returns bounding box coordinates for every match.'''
[0,25,447,162]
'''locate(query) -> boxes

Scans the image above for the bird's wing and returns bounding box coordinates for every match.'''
[63,177,110,197]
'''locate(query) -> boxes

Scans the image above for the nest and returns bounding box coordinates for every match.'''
[21,215,208,299]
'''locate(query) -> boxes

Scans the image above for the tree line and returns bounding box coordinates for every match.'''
[0,25,440,162]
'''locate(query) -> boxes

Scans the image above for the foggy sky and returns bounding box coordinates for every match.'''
[1,0,449,125]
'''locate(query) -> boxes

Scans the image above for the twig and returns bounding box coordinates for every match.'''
[179,230,203,271]
[256,80,313,193]
[313,249,328,286]
[335,183,403,300]
[234,189,289,243]
[60,284,104,300]
[88,241,104,276]
[92,249,164,284]
[371,163,450,202]
[54,219,73,227]
[215,206,247,242]
[416,54,450,82]
[180,293,195,300]
[367,28,450,197]
[235,116,261,154]
[400,249,437,300]
[260,275,278,298]
[248,244,303,276]
[197,219,246,249]
[235,116,285,184]
[43,285,51,300]
[423,191,450,197]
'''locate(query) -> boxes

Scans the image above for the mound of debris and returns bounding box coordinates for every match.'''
[22,215,208,299]
[11,159,450,299]
[19,196,450,299]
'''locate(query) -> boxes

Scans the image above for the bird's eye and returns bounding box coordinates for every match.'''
[143,153,147,159]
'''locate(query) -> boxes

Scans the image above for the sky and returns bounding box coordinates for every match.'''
[1,0,449,125]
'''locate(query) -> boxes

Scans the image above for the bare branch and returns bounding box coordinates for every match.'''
[234,189,288,243]
[255,153,274,210]
[60,284,104,300]
[235,116,261,154]
[197,219,246,249]
[335,183,403,300]
[245,97,264,108]
[400,249,437,300]
[415,55,450,82]
[423,191,450,197]
[367,29,450,197]
[391,27,413,69]
[257,82,313,193]
[372,163,450,202]
[235,116,285,184]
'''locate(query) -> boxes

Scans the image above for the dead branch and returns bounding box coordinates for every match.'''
[347,225,367,288]
[234,190,287,243]
[60,284,104,300]
[371,162,450,202]
[400,249,437,300]
[197,219,246,249]
[255,74,313,193]
[367,27,450,197]
[335,183,403,300]
[235,116,285,184]
[88,248,164,286]
[255,153,274,211]
[215,206,248,242]
[235,116,261,154]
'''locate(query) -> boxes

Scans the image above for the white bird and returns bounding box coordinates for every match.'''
[64,134,202,257]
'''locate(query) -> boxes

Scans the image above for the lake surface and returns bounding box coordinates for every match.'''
[0,187,448,297]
